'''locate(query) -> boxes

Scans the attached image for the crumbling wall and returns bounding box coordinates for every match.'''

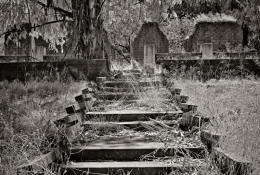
[185,22,243,52]
[132,22,169,64]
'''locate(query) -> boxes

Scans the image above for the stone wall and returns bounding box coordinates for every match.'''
[156,52,257,61]
[0,55,31,62]
[132,22,169,64]
[184,22,243,52]
[159,58,260,79]
[0,59,107,81]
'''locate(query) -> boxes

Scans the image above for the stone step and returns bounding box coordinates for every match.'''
[100,87,137,92]
[99,86,167,93]
[84,110,183,122]
[96,93,139,101]
[69,136,205,161]
[83,120,178,131]
[93,99,173,106]
[102,81,137,88]
[61,160,205,175]
[102,81,162,88]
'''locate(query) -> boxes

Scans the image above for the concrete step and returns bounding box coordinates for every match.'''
[99,86,167,93]
[102,81,162,88]
[93,99,173,106]
[83,120,178,131]
[96,93,139,101]
[102,81,137,88]
[69,136,205,161]
[84,110,183,122]
[61,160,205,175]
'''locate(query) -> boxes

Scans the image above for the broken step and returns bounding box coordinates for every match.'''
[213,147,253,175]
[70,136,205,161]
[61,160,205,175]
[179,103,197,112]
[200,130,224,152]
[97,93,139,100]
[17,152,56,174]
[85,110,183,122]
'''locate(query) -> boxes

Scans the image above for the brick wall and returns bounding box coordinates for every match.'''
[185,22,243,52]
[132,22,169,64]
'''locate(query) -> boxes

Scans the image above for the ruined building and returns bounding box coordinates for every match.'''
[132,22,169,66]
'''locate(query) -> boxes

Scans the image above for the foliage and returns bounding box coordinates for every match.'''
[0,0,260,61]
[160,16,195,52]
[0,0,68,51]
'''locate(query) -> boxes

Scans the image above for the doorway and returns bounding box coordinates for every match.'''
[144,44,156,67]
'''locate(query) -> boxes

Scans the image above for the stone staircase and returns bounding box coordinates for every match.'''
[16,74,254,175]
[60,76,208,175]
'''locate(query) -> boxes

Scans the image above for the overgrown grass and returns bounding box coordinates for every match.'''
[172,78,260,174]
[0,77,88,174]
[2,59,260,174]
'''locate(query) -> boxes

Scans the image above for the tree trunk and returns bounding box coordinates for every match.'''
[70,0,105,59]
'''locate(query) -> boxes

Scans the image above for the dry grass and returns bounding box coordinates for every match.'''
[0,79,89,174]
[2,62,260,174]
[173,78,260,173]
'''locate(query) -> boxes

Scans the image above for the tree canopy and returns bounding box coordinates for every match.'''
[0,0,260,57]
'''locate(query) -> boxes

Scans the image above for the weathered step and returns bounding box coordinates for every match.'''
[17,152,56,174]
[139,81,161,87]
[200,130,224,152]
[69,136,205,161]
[96,93,139,100]
[85,110,183,122]
[61,160,205,175]
[213,147,253,175]
[93,99,172,106]
[83,120,178,131]
[99,86,167,93]
[100,87,137,92]
[102,81,137,88]
[102,81,162,88]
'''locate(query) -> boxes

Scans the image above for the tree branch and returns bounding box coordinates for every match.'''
[25,0,31,23]
[110,44,131,63]
[31,19,68,29]
[0,19,68,37]
[115,43,129,50]
[35,0,73,18]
